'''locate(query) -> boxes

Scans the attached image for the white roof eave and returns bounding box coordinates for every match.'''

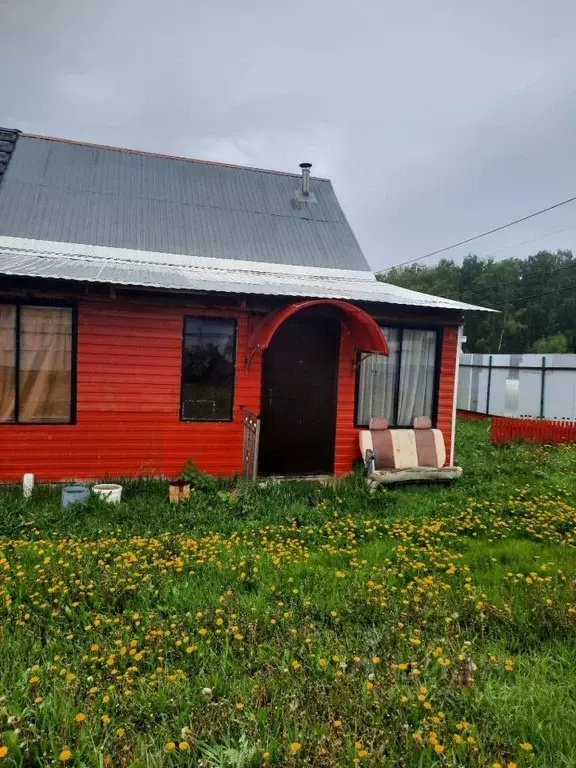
[0,237,495,313]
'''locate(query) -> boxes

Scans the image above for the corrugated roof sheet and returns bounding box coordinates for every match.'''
[0,135,371,272]
[0,244,493,311]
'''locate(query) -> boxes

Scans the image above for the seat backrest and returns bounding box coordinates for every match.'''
[368,418,395,469]
[413,416,446,467]
[365,418,419,470]
[390,429,419,469]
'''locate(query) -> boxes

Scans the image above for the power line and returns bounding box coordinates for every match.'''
[479,223,576,259]
[383,193,576,271]
[462,260,576,299]
[457,224,576,300]
[492,282,576,308]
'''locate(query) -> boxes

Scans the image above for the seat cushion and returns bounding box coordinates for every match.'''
[369,466,462,485]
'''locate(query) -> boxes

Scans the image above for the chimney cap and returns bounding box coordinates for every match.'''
[299,162,312,170]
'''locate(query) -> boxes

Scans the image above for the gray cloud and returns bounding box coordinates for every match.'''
[2,0,576,270]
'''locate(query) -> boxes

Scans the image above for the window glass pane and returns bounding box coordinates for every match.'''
[0,306,16,423]
[356,328,400,426]
[397,329,437,425]
[18,307,73,423]
[181,317,236,420]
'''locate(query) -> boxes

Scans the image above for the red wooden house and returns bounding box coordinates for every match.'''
[0,129,487,482]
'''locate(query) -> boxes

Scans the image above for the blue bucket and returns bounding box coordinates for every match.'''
[62,485,89,508]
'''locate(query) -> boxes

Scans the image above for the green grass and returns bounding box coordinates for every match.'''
[0,420,575,767]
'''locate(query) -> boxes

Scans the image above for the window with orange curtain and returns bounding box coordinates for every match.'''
[0,304,75,424]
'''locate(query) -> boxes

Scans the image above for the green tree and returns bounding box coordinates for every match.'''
[530,333,569,353]
[378,250,576,353]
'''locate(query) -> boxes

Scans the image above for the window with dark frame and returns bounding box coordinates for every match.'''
[0,304,75,424]
[180,317,237,421]
[356,327,439,427]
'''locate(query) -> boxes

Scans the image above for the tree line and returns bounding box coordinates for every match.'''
[379,250,576,353]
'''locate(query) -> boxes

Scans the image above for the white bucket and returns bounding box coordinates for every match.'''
[23,473,35,499]
[92,483,122,504]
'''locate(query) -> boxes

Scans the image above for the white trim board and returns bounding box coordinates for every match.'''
[0,236,375,282]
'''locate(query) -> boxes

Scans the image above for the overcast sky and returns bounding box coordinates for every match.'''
[2,0,576,272]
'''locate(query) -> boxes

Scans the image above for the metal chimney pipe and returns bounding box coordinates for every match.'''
[299,162,312,196]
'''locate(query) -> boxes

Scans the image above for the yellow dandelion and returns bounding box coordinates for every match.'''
[333,720,342,728]
[116,728,125,737]
[0,747,7,758]
[74,713,86,723]
[290,742,301,753]
[179,742,189,751]
[519,743,533,752]
[59,749,72,762]
[165,742,176,752]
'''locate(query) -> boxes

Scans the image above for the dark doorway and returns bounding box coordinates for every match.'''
[259,312,340,475]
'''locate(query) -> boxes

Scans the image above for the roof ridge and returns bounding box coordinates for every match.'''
[19,132,331,182]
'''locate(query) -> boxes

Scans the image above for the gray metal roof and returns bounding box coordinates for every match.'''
[0,135,371,272]
[0,244,493,312]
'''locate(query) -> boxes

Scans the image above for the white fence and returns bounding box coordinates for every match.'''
[457,353,576,421]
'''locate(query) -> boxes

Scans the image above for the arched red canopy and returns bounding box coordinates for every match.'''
[246,299,388,369]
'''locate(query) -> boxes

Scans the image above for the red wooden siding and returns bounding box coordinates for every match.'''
[437,327,459,465]
[334,326,358,476]
[0,300,260,482]
[0,300,460,482]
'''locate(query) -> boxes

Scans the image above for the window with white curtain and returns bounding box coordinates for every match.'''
[356,327,438,427]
